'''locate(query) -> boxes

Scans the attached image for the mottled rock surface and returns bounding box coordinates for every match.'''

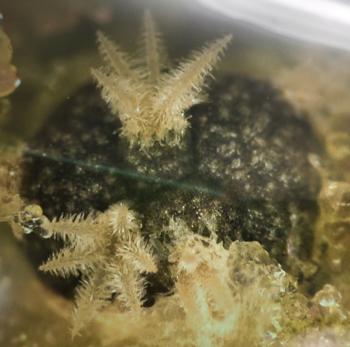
[20,74,321,295]
[21,84,127,219]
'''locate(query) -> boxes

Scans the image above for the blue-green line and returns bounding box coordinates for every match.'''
[25,148,223,197]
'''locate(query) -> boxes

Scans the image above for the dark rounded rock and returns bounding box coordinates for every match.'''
[192,75,321,201]
[19,74,322,298]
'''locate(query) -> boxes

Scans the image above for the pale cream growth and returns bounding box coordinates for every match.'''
[309,153,350,311]
[274,54,350,194]
[106,202,138,235]
[41,245,104,278]
[108,261,146,312]
[309,154,350,274]
[312,284,348,325]
[274,54,350,143]
[288,284,350,347]
[0,26,20,129]
[324,131,350,185]
[92,13,232,149]
[71,270,112,338]
[326,132,350,163]
[287,329,350,347]
[96,230,315,347]
[107,203,156,272]
[39,203,156,337]
[0,146,24,236]
[40,212,109,278]
[141,10,167,85]
[43,212,101,246]
[0,26,20,98]
[170,233,237,347]
[295,55,350,306]
[36,214,349,346]
[0,191,23,223]
[225,241,290,347]
[117,233,157,273]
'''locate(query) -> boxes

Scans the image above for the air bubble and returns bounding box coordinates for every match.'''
[23,226,33,235]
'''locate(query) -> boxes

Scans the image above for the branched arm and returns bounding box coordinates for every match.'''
[91,67,138,117]
[0,191,23,222]
[109,260,147,311]
[39,247,103,278]
[142,10,166,85]
[154,35,232,118]
[92,13,231,149]
[96,31,138,80]
[46,213,94,239]
[117,234,157,273]
[106,203,139,236]
[42,212,108,251]
[71,271,112,337]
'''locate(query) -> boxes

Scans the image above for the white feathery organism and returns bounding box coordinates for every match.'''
[92,12,232,149]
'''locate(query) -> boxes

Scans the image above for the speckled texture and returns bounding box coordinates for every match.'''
[189,74,321,265]
[21,84,127,219]
[120,133,194,183]
[20,74,321,295]
[193,75,320,201]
